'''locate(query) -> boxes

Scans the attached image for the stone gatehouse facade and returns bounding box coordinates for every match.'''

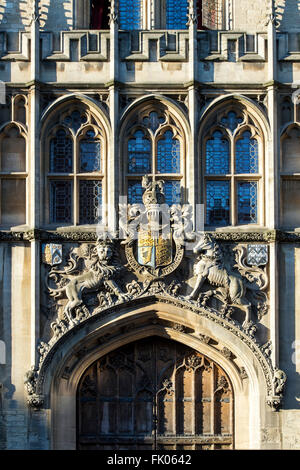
[0,0,299,450]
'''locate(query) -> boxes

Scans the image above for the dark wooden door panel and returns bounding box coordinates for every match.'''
[77,337,234,450]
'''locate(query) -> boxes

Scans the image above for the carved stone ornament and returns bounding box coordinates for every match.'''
[46,238,128,327]
[247,244,268,266]
[42,243,62,266]
[186,234,269,328]
[121,176,187,279]
[27,220,285,410]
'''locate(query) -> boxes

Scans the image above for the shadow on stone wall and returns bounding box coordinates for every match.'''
[0,0,30,31]
[276,0,300,31]
[279,245,300,410]
[40,0,73,31]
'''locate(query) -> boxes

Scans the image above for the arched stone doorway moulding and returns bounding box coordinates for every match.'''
[42,300,271,450]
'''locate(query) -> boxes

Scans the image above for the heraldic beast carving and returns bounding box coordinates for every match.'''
[46,239,127,324]
[187,233,268,327]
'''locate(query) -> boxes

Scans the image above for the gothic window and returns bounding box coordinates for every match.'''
[0,125,27,226]
[166,0,189,29]
[90,0,109,29]
[124,107,184,206]
[119,0,143,30]
[280,125,300,227]
[203,109,262,227]
[197,0,227,30]
[46,107,105,226]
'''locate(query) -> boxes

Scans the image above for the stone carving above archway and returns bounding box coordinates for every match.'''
[25,178,286,411]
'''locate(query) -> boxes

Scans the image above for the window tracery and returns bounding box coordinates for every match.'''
[203,107,262,227]
[280,124,300,228]
[45,105,105,226]
[0,124,27,226]
[123,106,184,206]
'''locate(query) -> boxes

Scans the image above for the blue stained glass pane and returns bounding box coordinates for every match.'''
[235,131,259,174]
[50,180,72,223]
[166,0,188,29]
[79,180,102,224]
[206,180,230,226]
[205,131,230,175]
[237,181,257,224]
[63,110,87,133]
[157,130,180,174]
[79,130,101,172]
[128,180,144,204]
[164,180,181,205]
[128,130,151,174]
[119,0,142,30]
[143,112,165,132]
[220,111,243,132]
[50,129,73,173]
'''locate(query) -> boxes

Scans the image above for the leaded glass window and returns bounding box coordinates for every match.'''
[206,180,230,226]
[128,130,151,174]
[157,130,180,174]
[79,180,102,224]
[205,131,229,174]
[50,180,72,223]
[47,107,105,226]
[166,0,188,29]
[79,130,101,173]
[235,132,258,174]
[128,180,144,204]
[220,111,243,133]
[0,125,27,226]
[204,109,262,227]
[50,129,73,173]
[237,181,257,224]
[164,180,181,205]
[119,0,142,30]
[201,0,224,30]
[63,110,87,133]
[126,108,184,207]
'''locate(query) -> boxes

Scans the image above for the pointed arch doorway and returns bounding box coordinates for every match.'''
[77,337,234,450]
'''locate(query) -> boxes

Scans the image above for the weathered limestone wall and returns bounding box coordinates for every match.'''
[0,243,31,449]
[279,244,300,449]
[233,0,267,32]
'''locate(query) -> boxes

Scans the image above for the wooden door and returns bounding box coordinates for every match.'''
[77,337,234,450]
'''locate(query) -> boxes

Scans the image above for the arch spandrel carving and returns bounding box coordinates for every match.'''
[31,226,285,417]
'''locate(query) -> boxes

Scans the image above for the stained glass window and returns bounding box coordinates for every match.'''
[50,180,72,223]
[128,180,144,204]
[142,112,165,133]
[220,111,242,133]
[205,131,229,175]
[206,180,230,226]
[166,0,188,29]
[202,0,223,30]
[128,130,151,174]
[235,131,258,174]
[63,110,87,133]
[79,130,101,172]
[79,180,102,224]
[119,0,142,30]
[50,129,73,173]
[237,182,257,224]
[164,180,181,205]
[157,130,180,174]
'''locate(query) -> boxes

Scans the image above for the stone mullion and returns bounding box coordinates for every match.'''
[187,0,198,226]
[107,1,119,235]
[266,2,279,366]
[29,0,41,368]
